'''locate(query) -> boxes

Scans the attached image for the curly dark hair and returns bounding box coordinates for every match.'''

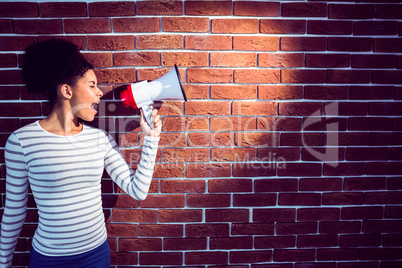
[22,39,93,106]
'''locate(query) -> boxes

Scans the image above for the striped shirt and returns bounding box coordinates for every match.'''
[0,121,159,267]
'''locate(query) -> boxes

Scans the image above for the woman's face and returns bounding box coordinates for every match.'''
[70,69,103,122]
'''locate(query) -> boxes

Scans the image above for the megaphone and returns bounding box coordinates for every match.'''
[121,64,187,129]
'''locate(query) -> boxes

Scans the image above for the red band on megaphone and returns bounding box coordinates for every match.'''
[120,84,138,109]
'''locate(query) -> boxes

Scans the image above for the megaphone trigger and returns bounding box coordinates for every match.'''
[141,105,155,130]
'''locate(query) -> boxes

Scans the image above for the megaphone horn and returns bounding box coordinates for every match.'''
[120,64,187,129]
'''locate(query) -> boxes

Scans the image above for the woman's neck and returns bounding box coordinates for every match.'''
[39,104,82,136]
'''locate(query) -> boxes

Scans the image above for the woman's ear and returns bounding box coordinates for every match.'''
[59,84,73,100]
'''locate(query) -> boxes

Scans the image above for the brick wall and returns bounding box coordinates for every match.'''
[0,0,401,267]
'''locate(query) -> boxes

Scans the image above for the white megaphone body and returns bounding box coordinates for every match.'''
[120,64,187,129]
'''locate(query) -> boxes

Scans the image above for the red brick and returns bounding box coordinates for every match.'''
[257,147,300,162]
[162,17,209,33]
[300,178,342,191]
[233,162,276,178]
[317,249,359,261]
[328,37,372,52]
[324,162,366,176]
[162,52,208,67]
[0,2,38,17]
[211,52,256,67]
[255,179,298,193]
[136,35,183,50]
[234,193,276,207]
[305,86,349,100]
[279,193,321,206]
[153,163,185,178]
[185,101,231,115]
[158,209,202,223]
[187,163,231,178]
[113,17,159,33]
[351,86,395,100]
[255,236,295,249]
[184,84,208,99]
[327,70,371,84]
[308,20,353,35]
[0,19,13,33]
[39,2,87,17]
[235,69,280,84]
[260,53,304,68]
[113,209,157,223]
[306,54,350,68]
[277,222,317,235]
[162,116,208,132]
[210,117,256,132]
[212,19,259,34]
[282,2,327,17]
[185,1,232,16]
[206,209,249,223]
[359,248,400,261]
[164,148,209,163]
[253,208,296,223]
[341,206,384,220]
[161,179,205,193]
[346,147,389,161]
[0,53,16,68]
[209,179,252,193]
[0,103,40,117]
[234,1,279,16]
[261,19,305,34]
[352,54,396,68]
[281,69,326,84]
[119,238,161,251]
[279,102,323,116]
[368,162,402,175]
[323,192,365,205]
[258,117,302,132]
[232,223,274,236]
[87,35,134,50]
[377,4,402,19]
[320,221,361,234]
[355,21,399,35]
[188,132,233,147]
[89,1,135,17]
[185,251,228,265]
[140,252,182,265]
[65,18,111,33]
[139,224,183,237]
[232,101,277,116]
[187,68,233,83]
[274,249,315,262]
[374,38,402,53]
[185,35,232,50]
[233,36,279,51]
[298,208,340,221]
[210,236,252,250]
[212,148,256,162]
[114,52,159,66]
[83,52,113,67]
[373,70,402,84]
[281,37,326,51]
[164,237,207,251]
[111,252,138,266]
[186,223,229,238]
[298,235,338,248]
[94,68,135,84]
[371,132,402,145]
[187,194,230,208]
[235,132,280,147]
[349,117,392,131]
[230,250,272,264]
[329,4,375,19]
[140,194,184,208]
[278,163,322,177]
[211,85,256,99]
[259,85,303,100]
[14,19,62,34]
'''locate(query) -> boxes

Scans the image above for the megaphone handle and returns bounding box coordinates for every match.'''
[141,106,155,130]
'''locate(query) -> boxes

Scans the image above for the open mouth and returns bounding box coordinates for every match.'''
[91,102,99,112]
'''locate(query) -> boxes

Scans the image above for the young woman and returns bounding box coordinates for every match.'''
[0,39,162,267]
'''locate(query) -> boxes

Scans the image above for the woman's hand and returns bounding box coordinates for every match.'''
[140,106,162,137]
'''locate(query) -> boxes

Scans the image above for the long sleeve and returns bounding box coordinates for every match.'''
[104,135,159,201]
[0,134,29,268]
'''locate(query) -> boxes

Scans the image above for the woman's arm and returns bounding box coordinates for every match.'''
[0,134,29,268]
[104,107,161,200]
